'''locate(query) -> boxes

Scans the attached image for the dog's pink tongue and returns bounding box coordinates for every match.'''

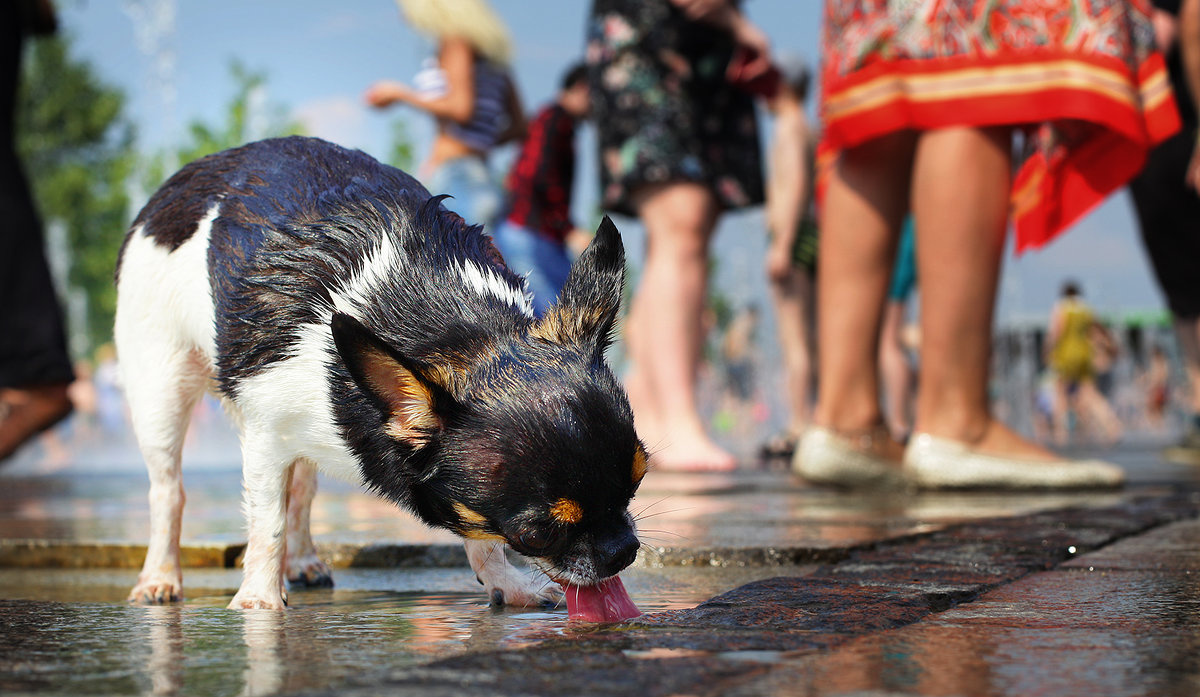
[561,576,641,622]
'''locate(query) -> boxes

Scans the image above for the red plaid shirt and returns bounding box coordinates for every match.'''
[504,104,577,243]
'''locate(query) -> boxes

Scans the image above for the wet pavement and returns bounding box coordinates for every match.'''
[1,443,1198,696]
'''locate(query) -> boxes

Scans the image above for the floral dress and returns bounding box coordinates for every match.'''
[821,0,1180,251]
[586,0,764,217]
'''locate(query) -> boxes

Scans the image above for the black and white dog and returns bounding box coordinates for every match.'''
[115,137,645,617]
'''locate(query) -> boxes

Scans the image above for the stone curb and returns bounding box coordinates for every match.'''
[0,539,867,571]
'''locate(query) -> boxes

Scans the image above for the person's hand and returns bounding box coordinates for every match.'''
[765,240,792,285]
[727,13,772,79]
[364,81,413,109]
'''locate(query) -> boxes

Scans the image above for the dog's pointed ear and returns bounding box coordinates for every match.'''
[531,216,625,353]
[331,312,455,448]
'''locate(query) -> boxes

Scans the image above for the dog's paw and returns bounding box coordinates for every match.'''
[484,576,564,609]
[128,577,183,604]
[286,555,334,588]
[228,590,288,610]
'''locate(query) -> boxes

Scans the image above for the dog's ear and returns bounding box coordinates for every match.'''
[531,216,624,354]
[331,313,455,448]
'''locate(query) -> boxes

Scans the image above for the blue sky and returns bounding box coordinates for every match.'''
[57,0,1166,324]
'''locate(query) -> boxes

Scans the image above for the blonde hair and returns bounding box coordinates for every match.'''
[396,0,513,66]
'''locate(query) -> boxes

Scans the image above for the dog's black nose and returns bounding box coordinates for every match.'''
[597,528,640,578]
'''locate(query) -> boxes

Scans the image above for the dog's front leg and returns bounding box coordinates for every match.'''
[463,539,564,609]
[230,446,290,610]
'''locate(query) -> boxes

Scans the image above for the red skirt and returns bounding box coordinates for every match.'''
[820,0,1180,252]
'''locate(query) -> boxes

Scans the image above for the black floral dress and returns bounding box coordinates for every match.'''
[586,0,764,217]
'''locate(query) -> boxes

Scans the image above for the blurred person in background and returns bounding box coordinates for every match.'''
[878,215,917,444]
[587,0,770,471]
[1047,281,1123,446]
[1130,0,1200,463]
[493,62,591,316]
[759,56,818,462]
[796,0,1178,490]
[365,0,525,231]
[0,0,73,463]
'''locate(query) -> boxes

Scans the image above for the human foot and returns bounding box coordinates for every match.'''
[904,418,1124,489]
[648,437,737,472]
[0,384,73,462]
[793,424,907,489]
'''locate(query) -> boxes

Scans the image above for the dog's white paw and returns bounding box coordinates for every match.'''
[483,575,564,609]
[128,575,183,604]
[286,554,334,588]
[228,589,288,610]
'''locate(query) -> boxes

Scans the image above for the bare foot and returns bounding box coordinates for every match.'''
[649,437,737,472]
[927,418,1061,461]
[0,384,72,462]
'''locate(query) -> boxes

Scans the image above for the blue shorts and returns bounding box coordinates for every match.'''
[492,220,572,317]
[888,215,917,301]
[426,156,504,232]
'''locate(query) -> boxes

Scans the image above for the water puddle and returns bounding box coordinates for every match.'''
[0,564,784,696]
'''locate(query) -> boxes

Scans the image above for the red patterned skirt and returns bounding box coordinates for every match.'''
[821,0,1180,251]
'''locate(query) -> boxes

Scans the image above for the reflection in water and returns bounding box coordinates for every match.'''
[0,573,717,697]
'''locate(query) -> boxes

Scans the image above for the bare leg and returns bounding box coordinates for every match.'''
[1175,316,1200,415]
[878,299,914,441]
[625,182,733,471]
[770,267,816,437]
[813,132,915,435]
[911,126,1057,459]
[1076,380,1123,445]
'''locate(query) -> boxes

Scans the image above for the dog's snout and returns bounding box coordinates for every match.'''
[598,529,640,578]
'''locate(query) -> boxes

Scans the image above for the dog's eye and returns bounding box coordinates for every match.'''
[517,529,558,553]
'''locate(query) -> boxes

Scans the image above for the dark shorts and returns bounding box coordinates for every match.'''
[587,0,764,217]
[1129,126,1200,320]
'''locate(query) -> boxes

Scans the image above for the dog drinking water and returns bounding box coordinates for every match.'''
[115,136,644,620]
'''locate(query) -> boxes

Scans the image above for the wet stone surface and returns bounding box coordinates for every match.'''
[2,450,1199,696]
[299,491,1200,697]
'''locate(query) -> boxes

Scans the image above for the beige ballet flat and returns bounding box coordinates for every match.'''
[793,425,908,489]
[902,432,1125,490]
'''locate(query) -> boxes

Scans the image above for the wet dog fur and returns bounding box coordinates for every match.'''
[114,136,646,610]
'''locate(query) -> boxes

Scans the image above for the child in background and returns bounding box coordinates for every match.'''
[494,63,592,316]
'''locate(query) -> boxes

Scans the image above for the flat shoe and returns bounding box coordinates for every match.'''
[903,432,1125,490]
[793,426,907,489]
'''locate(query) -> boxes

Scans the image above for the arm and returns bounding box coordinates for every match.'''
[364,38,477,124]
[765,102,810,283]
[1181,0,1200,191]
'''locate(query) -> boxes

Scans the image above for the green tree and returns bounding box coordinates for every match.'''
[16,33,135,357]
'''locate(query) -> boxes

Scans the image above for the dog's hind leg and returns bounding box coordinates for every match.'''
[284,457,333,588]
[123,346,208,604]
[464,539,564,609]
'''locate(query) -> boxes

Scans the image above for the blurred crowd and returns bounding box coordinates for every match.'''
[4,0,1200,489]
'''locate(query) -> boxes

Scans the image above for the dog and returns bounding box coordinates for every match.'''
[115,136,646,615]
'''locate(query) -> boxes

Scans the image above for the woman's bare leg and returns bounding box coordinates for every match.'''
[879,299,914,441]
[813,131,915,435]
[626,182,733,471]
[911,126,1057,458]
[770,267,816,437]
